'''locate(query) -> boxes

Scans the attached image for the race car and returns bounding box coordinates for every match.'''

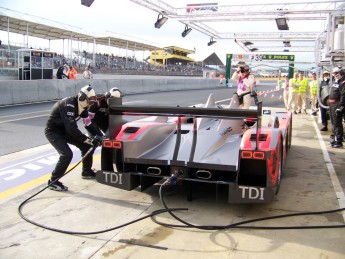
[96,93,292,203]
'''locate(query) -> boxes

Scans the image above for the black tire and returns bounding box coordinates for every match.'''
[275,140,283,195]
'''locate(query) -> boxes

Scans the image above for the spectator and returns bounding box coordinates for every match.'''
[56,64,67,79]
[66,65,77,79]
[219,73,224,84]
[231,64,256,109]
[282,75,290,110]
[83,67,93,79]
[287,72,301,114]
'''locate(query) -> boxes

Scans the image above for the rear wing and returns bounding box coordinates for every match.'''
[108,98,263,148]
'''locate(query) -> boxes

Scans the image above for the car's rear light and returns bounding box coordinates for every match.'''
[103,140,122,149]
[241,151,265,159]
[253,151,264,159]
[241,151,252,159]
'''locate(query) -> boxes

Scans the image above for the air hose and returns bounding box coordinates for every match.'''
[19,164,345,235]
[17,147,186,235]
[151,177,345,230]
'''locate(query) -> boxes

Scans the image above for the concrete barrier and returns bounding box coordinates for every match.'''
[0,78,221,106]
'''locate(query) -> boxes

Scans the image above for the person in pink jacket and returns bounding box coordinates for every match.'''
[231,64,256,109]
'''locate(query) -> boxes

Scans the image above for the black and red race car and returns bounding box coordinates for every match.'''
[96,94,292,203]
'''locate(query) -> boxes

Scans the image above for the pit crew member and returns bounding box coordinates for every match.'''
[45,85,102,191]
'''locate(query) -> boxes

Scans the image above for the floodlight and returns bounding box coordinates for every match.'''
[275,17,289,30]
[283,40,291,47]
[250,48,258,52]
[243,41,253,46]
[284,49,289,52]
[81,0,94,7]
[155,14,168,29]
[207,37,217,46]
[182,25,192,38]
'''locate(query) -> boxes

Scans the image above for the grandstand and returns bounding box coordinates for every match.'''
[0,7,222,79]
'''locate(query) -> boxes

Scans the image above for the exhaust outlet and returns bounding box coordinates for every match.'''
[196,170,212,180]
[147,167,162,175]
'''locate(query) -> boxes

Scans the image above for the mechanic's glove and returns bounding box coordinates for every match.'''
[335,107,344,118]
[91,135,103,147]
[250,90,257,97]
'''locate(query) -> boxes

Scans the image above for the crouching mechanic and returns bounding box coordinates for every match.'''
[45,85,102,191]
[83,87,124,138]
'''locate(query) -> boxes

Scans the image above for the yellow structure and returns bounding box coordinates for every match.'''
[150,46,195,66]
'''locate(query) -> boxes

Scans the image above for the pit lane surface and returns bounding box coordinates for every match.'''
[0,86,345,258]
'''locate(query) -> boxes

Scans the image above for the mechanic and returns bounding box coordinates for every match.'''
[328,67,345,148]
[309,72,319,116]
[83,87,124,138]
[282,75,290,110]
[231,64,256,109]
[45,85,102,191]
[297,72,308,114]
[319,70,330,131]
[287,72,301,114]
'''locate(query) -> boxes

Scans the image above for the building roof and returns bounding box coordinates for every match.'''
[163,46,195,55]
[202,52,224,66]
[0,7,160,51]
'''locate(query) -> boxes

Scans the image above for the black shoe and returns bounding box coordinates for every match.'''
[311,111,317,116]
[82,169,97,179]
[48,179,68,191]
[294,110,298,114]
[298,110,301,114]
[320,126,328,131]
[331,142,343,148]
[330,140,336,145]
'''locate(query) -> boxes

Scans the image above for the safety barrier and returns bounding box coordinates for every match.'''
[0,78,221,106]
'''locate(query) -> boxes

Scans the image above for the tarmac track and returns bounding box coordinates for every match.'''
[0,86,344,259]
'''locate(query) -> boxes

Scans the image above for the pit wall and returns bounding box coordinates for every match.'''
[0,78,221,106]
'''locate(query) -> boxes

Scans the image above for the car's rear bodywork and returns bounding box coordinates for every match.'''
[97,94,292,203]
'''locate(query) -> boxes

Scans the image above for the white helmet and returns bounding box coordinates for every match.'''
[333,67,343,79]
[333,67,342,74]
[78,85,96,114]
[78,85,96,102]
[105,87,124,99]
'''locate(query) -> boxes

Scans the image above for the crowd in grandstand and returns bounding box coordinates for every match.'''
[1,43,204,77]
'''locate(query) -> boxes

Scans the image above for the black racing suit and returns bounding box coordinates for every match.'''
[328,77,345,144]
[84,97,109,138]
[319,78,330,127]
[45,96,94,181]
[56,66,66,79]
[85,96,125,139]
[89,98,110,135]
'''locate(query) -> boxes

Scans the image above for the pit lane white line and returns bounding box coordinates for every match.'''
[0,100,147,124]
[312,115,345,221]
[0,151,57,172]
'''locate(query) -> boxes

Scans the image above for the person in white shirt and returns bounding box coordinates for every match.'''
[83,67,93,79]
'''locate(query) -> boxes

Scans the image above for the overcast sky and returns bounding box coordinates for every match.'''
[0,0,329,70]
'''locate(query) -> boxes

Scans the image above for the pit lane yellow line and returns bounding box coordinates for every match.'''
[0,154,101,200]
